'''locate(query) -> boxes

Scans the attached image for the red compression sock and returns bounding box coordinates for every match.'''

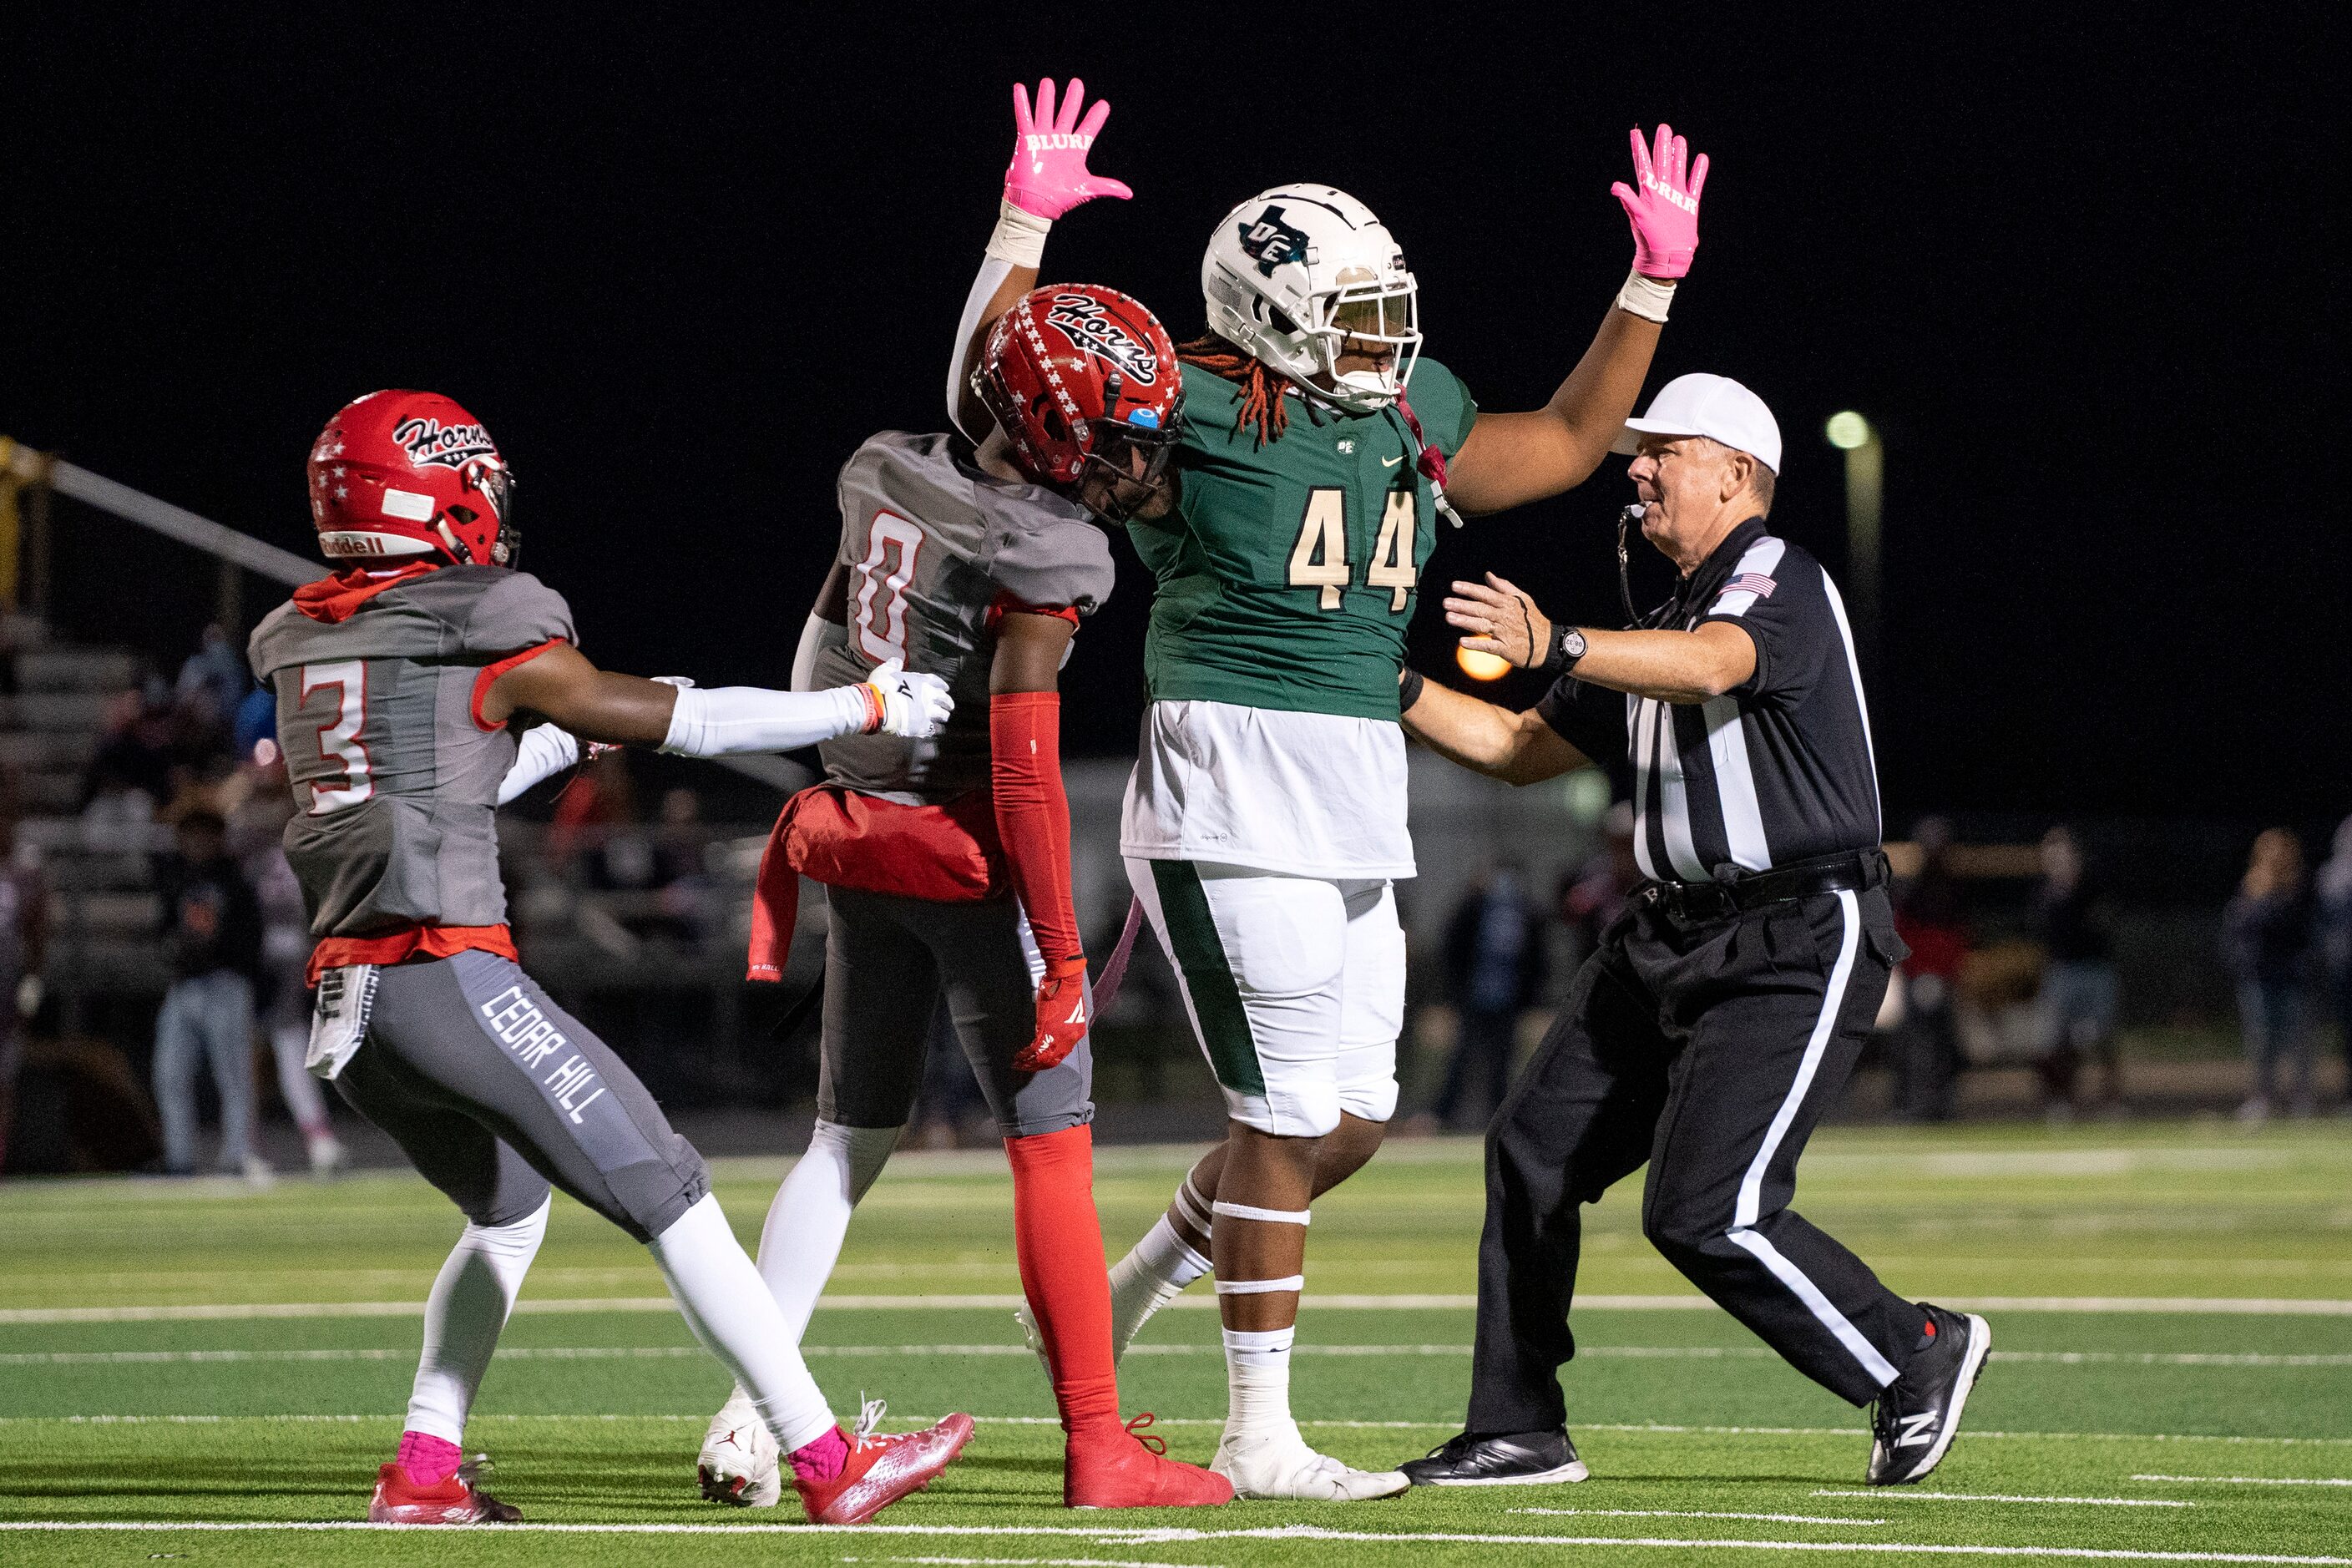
[395,1430,463,1488]
[789,1426,849,1485]
[1004,1125,1122,1440]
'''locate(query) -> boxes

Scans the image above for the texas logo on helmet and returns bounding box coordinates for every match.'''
[1044,292,1160,386]
[1237,205,1313,277]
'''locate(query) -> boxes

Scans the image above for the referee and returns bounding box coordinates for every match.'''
[1394,374,1990,1489]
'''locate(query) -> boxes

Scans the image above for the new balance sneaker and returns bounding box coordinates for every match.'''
[367,1458,520,1524]
[1399,1428,1589,1487]
[1211,1427,1409,1501]
[699,1385,781,1507]
[795,1404,975,1525]
[1867,1303,1991,1485]
[1065,1414,1233,1509]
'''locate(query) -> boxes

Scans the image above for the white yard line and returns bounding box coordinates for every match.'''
[6,1343,2347,1368]
[0,1520,2344,1563]
[1510,1507,1889,1525]
[4,1412,2351,1449]
[1814,1491,2191,1509]
[11,1293,2352,1324]
[2132,1475,2352,1488]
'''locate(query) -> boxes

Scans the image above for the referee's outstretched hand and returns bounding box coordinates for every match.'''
[1446,573,1555,670]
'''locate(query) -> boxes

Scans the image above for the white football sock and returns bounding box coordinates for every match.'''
[405,1195,549,1444]
[1222,1325,1298,1441]
[1108,1215,1212,1352]
[649,1192,836,1454]
[755,1120,902,1341]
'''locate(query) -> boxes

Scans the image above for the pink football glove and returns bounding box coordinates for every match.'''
[1611,123,1709,280]
[1004,77,1132,220]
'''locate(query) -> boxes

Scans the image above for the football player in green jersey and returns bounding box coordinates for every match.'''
[951,79,1709,1500]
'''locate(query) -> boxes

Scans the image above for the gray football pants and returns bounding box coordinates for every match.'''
[818,887,1093,1138]
[334,949,710,1241]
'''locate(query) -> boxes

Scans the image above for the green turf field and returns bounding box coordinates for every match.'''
[3,1120,2349,1565]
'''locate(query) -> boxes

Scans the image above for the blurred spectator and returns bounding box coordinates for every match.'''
[230,761,344,1175]
[0,800,52,1173]
[1429,862,1547,1131]
[2223,827,2314,1122]
[1891,816,1968,1121]
[150,810,266,1179]
[81,685,174,811]
[2319,815,2352,1113]
[1558,802,1640,962]
[2033,826,2121,1119]
[175,623,248,731]
[648,787,717,943]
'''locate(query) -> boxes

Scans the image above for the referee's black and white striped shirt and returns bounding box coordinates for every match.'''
[1537,517,1881,885]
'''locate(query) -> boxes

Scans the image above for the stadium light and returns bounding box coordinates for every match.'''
[1456,646,1510,681]
[1824,411,1884,671]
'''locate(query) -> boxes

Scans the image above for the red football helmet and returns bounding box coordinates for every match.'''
[975,285,1182,520]
[307,390,518,567]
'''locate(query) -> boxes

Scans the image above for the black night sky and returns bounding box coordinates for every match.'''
[8,11,2343,827]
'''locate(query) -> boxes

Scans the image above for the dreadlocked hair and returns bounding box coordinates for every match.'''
[1177,333,1292,448]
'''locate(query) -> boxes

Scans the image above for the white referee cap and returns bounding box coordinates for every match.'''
[1612,373,1783,474]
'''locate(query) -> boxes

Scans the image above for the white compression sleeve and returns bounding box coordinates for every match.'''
[404,1195,550,1444]
[497,725,581,804]
[660,684,867,757]
[755,1120,903,1341]
[947,252,1015,440]
[648,1192,837,1454]
[790,615,848,694]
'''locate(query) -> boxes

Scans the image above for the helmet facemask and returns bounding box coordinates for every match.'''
[1304,272,1421,410]
[1074,403,1180,524]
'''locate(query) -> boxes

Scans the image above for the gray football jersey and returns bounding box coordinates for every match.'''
[815,432,1114,804]
[246,567,575,938]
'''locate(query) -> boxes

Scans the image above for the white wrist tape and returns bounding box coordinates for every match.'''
[1616,269,1677,324]
[496,725,580,805]
[1211,1201,1311,1227]
[984,198,1052,267]
[660,684,866,757]
[1213,1275,1307,1295]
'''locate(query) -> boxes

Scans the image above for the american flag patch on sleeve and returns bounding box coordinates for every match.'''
[1727,572,1777,598]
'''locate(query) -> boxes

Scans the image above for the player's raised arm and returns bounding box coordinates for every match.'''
[1443,124,1708,517]
[947,77,1132,439]
[480,642,951,753]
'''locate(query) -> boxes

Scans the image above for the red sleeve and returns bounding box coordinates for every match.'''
[469,638,569,731]
[989,690,1081,969]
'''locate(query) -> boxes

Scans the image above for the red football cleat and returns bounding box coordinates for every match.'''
[367,1459,521,1524]
[795,1410,975,1525]
[1065,1414,1234,1509]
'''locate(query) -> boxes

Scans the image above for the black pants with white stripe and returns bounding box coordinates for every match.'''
[1467,883,1920,1431]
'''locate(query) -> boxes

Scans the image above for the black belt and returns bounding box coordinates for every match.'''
[1635,847,1888,924]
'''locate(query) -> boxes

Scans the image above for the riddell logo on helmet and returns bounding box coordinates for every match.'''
[392,417,498,471]
[1045,294,1159,386]
[1238,206,1313,277]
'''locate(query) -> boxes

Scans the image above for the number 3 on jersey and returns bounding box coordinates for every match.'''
[1287,487,1418,612]
[301,660,372,816]
[852,511,925,662]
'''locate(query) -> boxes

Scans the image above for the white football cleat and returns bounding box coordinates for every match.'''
[1013,1303,1053,1383]
[1212,1426,1409,1501]
[698,1386,781,1507]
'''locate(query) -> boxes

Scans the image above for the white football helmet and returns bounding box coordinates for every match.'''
[1201,185,1421,411]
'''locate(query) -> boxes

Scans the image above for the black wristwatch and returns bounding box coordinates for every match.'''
[1541,624,1589,675]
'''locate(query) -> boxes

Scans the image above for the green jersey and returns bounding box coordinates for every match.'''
[1128,358,1478,721]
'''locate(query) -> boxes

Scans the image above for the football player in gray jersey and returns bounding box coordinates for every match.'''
[247,389,966,1526]
[701,276,1229,1511]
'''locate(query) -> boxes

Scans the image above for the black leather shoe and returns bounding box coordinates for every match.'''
[1868,1302,1992,1485]
[1399,1428,1588,1486]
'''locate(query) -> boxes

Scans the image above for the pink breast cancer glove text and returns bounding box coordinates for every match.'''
[1611,123,1709,280]
[1004,77,1132,220]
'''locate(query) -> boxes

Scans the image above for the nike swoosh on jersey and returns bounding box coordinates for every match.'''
[1381,455,1404,467]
